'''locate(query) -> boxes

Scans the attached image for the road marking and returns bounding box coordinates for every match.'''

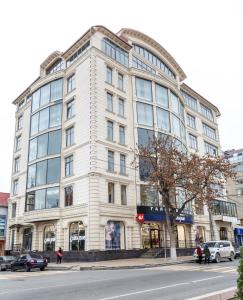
[0,270,72,280]
[98,275,223,300]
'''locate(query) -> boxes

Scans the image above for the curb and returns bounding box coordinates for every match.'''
[47,259,194,271]
[185,287,236,300]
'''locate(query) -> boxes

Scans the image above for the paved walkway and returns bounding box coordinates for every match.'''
[47,256,194,271]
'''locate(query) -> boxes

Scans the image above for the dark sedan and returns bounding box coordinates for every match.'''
[11,253,48,272]
[0,256,16,271]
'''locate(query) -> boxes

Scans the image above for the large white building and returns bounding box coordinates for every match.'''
[7,26,237,253]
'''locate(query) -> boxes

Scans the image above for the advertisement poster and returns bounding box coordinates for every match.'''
[105,221,121,250]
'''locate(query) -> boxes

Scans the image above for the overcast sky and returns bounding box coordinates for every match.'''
[0,0,242,192]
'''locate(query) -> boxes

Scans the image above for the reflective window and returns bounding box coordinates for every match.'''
[118,98,125,117]
[46,187,59,208]
[37,133,48,158]
[46,58,64,74]
[139,156,154,181]
[121,185,127,205]
[36,160,47,186]
[65,155,73,176]
[16,135,21,151]
[27,164,36,188]
[203,123,216,140]
[187,114,196,129]
[137,102,153,126]
[132,56,156,74]
[14,157,20,173]
[140,185,159,206]
[47,158,60,184]
[32,90,40,112]
[137,128,154,148]
[108,150,114,172]
[120,154,126,175]
[188,134,198,150]
[204,142,218,156]
[107,93,113,112]
[31,113,39,136]
[50,79,63,101]
[66,127,74,147]
[13,180,18,195]
[107,121,113,141]
[119,126,125,145]
[65,186,73,206]
[29,138,37,161]
[171,92,179,115]
[108,182,115,203]
[102,38,129,67]
[67,99,75,119]
[172,115,181,138]
[200,103,214,121]
[106,67,112,84]
[118,73,124,90]
[182,91,198,111]
[35,189,46,210]
[69,222,85,251]
[43,225,56,251]
[48,130,61,155]
[66,41,90,67]
[136,78,152,101]
[67,74,75,93]
[39,107,49,132]
[50,104,62,128]
[40,84,50,107]
[155,84,168,107]
[12,203,16,217]
[157,108,170,132]
[17,115,23,130]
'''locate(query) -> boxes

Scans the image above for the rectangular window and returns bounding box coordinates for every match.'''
[65,155,73,176]
[119,126,125,145]
[155,84,169,107]
[14,157,20,173]
[35,189,46,210]
[137,128,154,148]
[187,114,196,129]
[200,103,214,121]
[106,67,112,84]
[188,134,198,150]
[65,186,73,206]
[137,102,153,126]
[120,154,126,175]
[108,182,114,203]
[66,126,74,146]
[171,92,179,114]
[203,123,216,140]
[39,107,49,132]
[16,135,21,151]
[108,150,114,172]
[13,180,18,195]
[46,187,59,209]
[182,91,198,111]
[67,99,75,119]
[172,115,181,138]
[67,74,75,93]
[17,115,23,130]
[47,158,60,184]
[118,73,124,90]
[50,79,63,101]
[48,130,61,155]
[118,98,125,117]
[107,121,114,141]
[32,89,40,112]
[102,38,129,67]
[50,104,62,127]
[121,185,127,205]
[37,133,48,158]
[36,160,47,186]
[27,164,36,188]
[157,108,170,132]
[136,78,152,101]
[140,185,159,206]
[204,141,218,156]
[107,93,113,112]
[12,203,16,218]
[40,84,50,107]
[30,113,39,136]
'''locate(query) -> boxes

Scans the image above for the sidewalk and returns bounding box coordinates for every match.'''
[47,256,194,271]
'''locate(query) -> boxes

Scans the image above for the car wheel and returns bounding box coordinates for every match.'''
[229,252,235,261]
[215,253,221,263]
[40,267,45,271]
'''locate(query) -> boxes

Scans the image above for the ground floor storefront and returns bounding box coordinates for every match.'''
[0,240,5,255]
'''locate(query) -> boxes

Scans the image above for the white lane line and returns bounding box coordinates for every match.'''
[98,275,223,300]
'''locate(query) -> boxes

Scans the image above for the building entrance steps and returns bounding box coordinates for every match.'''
[47,256,194,271]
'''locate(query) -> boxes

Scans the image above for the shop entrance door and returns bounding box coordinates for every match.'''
[150,229,160,248]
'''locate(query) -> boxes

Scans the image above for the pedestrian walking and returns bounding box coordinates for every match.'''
[196,245,203,264]
[56,247,63,264]
[204,244,210,264]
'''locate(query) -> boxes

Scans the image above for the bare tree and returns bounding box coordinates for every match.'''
[136,135,235,260]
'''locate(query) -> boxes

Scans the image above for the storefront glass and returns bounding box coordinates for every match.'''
[43,225,55,251]
[69,222,85,251]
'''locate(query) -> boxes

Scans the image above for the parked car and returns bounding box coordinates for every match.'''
[11,253,48,272]
[194,241,235,263]
[0,256,16,271]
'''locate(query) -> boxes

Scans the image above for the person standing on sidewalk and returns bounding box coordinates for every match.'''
[196,245,203,264]
[204,244,210,264]
[56,247,63,264]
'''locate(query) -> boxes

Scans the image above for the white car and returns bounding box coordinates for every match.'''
[194,241,235,263]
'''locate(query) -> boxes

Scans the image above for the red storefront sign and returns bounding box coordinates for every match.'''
[136,213,144,223]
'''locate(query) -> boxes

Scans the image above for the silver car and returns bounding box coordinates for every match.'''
[0,256,16,271]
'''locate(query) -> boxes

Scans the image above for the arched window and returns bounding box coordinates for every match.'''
[69,222,85,251]
[43,225,55,251]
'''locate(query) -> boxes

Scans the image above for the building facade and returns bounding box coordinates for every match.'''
[0,192,9,255]
[7,26,237,253]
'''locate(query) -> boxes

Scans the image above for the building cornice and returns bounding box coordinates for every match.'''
[181,83,221,117]
[40,51,63,70]
[117,28,187,81]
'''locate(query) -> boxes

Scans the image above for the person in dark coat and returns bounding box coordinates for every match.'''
[56,247,63,264]
[204,244,210,264]
[196,245,203,264]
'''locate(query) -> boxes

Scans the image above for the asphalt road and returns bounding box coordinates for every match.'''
[0,260,239,300]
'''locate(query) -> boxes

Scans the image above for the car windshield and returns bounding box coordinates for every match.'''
[29,253,42,259]
[203,242,219,248]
